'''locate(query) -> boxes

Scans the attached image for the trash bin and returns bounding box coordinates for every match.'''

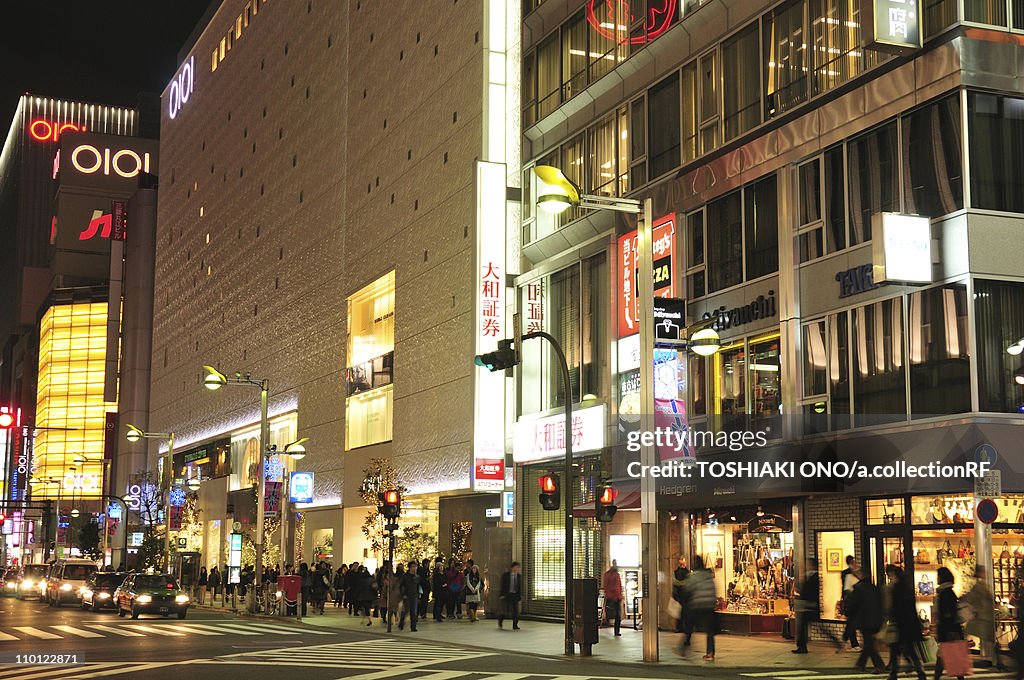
[573,578,599,655]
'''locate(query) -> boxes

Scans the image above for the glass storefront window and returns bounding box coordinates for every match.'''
[908,284,969,417]
[649,72,681,179]
[830,310,852,429]
[715,341,747,431]
[866,497,906,525]
[852,298,906,426]
[749,335,781,436]
[744,176,779,280]
[964,0,1008,25]
[707,190,743,293]
[764,0,807,119]
[975,279,1024,413]
[346,272,395,450]
[818,530,855,619]
[803,320,827,398]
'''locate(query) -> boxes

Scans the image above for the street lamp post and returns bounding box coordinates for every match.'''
[202,366,271,612]
[126,423,175,572]
[531,166,721,662]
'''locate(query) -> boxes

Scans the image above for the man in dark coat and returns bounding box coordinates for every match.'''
[431,559,447,622]
[498,562,522,630]
[793,559,841,653]
[846,570,885,672]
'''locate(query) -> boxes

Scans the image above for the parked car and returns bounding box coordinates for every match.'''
[16,564,49,600]
[46,559,99,607]
[80,572,127,611]
[115,574,190,619]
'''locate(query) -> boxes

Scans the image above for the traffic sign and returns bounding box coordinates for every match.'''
[977,498,999,524]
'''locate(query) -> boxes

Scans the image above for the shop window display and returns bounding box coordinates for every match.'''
[694,508,795,631]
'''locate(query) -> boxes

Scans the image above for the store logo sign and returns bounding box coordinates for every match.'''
[71,144,152,178]
[513,404,606,463]
[28,119,85,143]
[872,213,932,283]
[701,290,778,331]
[586,0,678,45]
[289,472,314,503]
[168,56,195,120]
[618,215,676,338]
[836,264,879,298]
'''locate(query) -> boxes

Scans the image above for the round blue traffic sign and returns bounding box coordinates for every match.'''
[976,444,998,467]
[977,498,998,524]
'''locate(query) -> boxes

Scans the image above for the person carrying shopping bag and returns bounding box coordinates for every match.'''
[934,567,971,680]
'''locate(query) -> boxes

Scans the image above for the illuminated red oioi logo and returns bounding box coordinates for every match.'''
[586,0,678,45]
[28,119,86,143]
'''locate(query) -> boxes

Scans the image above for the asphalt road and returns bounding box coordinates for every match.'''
[0,596,1019,680]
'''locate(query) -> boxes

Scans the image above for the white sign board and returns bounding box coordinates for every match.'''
[609,534,641,568]
[872,213,932,283]
[512,404,606,463]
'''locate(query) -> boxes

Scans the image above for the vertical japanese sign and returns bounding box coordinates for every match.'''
[863,0,920,50]
[168,486,186,531]
[264,481,282,517]
[111,200,126,241]
[617,215,676,337]
[524,282,544,334]
[473,161,507,492]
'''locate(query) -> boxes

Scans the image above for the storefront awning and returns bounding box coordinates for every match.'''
[573,481,641,517]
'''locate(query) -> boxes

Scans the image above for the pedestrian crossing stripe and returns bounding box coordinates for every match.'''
[739,671,1016,680]
[214,637,492,670]
[0,621,333,642]
[0,662,172,680]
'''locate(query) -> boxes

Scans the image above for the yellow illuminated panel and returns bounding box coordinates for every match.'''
[31,302,116,500]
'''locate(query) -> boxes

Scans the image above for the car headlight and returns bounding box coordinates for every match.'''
[60,583,73,591]
[5,582,15,589]
[38,582,46,592]
[80,589,92,597]
[21,580,33,589]
[137,595,152,604]
[175,594,189,604]
[97,592,110,599]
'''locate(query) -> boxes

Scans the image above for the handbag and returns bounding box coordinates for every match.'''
[942,540,954,560]
[878,620,899,645]
[1000,541,1012,560]
[891,545,905,565]
[667,597,682,620]
[713,546,724,569]
[958,541,967,559]
[917,544,932,564]
[920,635,938,665]
[938,639,973,677]
[918,574,935,596]
[835,599,846,619]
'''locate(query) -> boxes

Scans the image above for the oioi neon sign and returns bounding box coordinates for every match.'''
[585,0,678,45]
[71,144,152,178]
[168,56,195,120]
[28,119,86,143]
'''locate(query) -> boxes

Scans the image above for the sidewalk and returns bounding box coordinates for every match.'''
[234,602,862,671]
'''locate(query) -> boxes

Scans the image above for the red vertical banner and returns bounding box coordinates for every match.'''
[618,214,676,337]
[264,481,282,517]
[111,201,126,241]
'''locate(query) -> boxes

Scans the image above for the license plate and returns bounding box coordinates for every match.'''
[159,606,169,613]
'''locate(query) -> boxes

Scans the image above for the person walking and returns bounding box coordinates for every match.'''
[793,559,842,654]
[498,562,522,630]
[680,555,717,661]
[207,566,220,606]
[464,564,482,622]
[1011,578,1024,680]
[432,559,447,622]
[446,561,465,620]
[197,566,208,605]
[311,562,329,614]
[387,564,404,628]
[353,566,376,626]
[846,569,886,673]
[672,557,690,633]
[886,565,927,680]
[298,562,311,617]
[962,566,999,669]
[333,565,346,608]
[400,561,420,631]
[223,564,235,606]
[418,559,431,620]
[344,562,358,614]
[602,560,625,637]
[934,567,967,680]
[841,556,861,650]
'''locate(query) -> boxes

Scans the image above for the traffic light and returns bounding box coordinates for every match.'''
[379,489,401,519]
[595,484,618,523]
[538,474,560,511]
[0,406,14,429]
[0,513,7,524]
[474,339,518,372]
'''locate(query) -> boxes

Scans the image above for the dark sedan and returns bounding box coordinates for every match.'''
[115,574,190,619]
[80,572,127,611]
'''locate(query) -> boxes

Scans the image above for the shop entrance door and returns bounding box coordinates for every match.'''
[866,529,907,586]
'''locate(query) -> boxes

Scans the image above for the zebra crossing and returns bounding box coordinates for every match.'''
[0,620,337,642]
[211,637,493,670]
[739,668,1018,680]
[0,661,175,679]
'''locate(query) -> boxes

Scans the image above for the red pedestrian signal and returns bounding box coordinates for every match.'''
[0,406,14,429]
[538,474,560,511]
[379,489,401,519]
[595,484,618,523]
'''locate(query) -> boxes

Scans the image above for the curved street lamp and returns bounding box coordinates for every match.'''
[124,423,175,572]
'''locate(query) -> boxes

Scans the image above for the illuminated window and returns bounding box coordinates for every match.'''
[219,38,226,60]
[31,302,115,500]
[346,272,395,449]
[236,16,243,39]
[212,50,219,72]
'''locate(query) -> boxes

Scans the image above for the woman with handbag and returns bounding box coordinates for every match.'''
[934,567,970,680]
[464,564,483,623]
[885,565,927,680]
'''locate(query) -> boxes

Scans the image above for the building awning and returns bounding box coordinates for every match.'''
[573,481,641,517]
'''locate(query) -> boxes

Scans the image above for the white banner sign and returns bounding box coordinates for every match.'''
[512,404,606,463]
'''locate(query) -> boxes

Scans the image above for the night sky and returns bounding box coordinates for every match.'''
[0,0,213,131]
